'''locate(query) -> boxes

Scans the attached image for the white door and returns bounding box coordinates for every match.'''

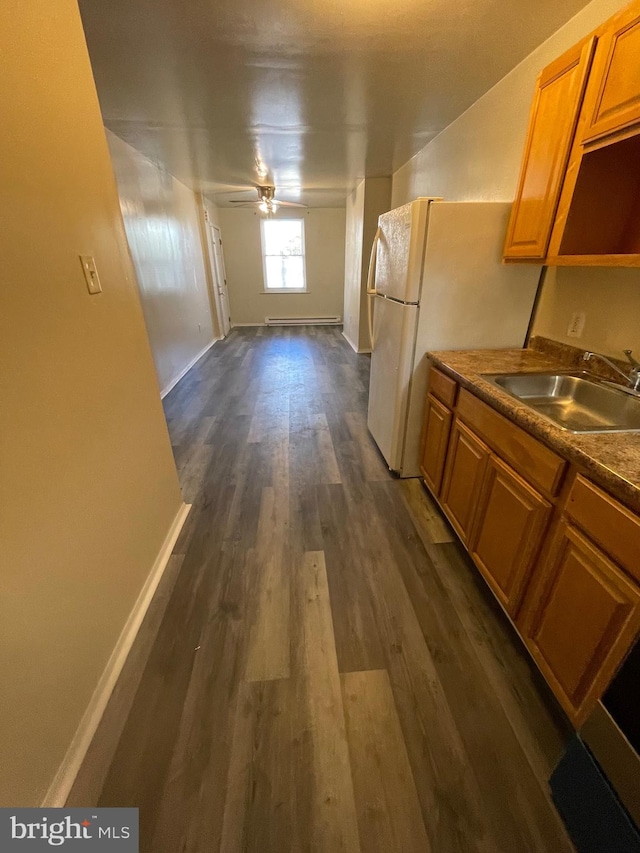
[210,225,231,337]
[367,296,419,471]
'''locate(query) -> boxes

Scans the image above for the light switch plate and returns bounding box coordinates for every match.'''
[80,255,102,294]
[567,311,586,338]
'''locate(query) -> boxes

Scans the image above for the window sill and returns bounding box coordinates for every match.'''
[261,289,308,294]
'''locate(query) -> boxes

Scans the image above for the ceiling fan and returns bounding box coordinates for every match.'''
[229,185,307,214]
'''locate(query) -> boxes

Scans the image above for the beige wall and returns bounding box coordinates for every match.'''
[343,178,392,352]
[0,0,184,805]
[218,208,346,325]
[391,0,639,359]
[359,178,392,350]
[343,181,366,350]
[106,132,218,394]
[533,266,640,354]
[203,196,223,230]
[391,0,627,207]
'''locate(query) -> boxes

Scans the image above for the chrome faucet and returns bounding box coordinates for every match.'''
[583,349,640,391]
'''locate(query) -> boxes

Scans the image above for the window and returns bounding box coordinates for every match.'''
[260,218,307,292]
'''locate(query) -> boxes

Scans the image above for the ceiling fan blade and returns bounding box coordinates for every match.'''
[274,200,308,208]
[229,199,259,204]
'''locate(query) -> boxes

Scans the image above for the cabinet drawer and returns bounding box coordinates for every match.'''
[456,389,566,497]
[566,476,640,584]
[427,366,458,408]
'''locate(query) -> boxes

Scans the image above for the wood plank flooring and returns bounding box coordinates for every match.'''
[91,326,574,851]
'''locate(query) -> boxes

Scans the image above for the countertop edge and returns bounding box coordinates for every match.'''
[428,350,640,515]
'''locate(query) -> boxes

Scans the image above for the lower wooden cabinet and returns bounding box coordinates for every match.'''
[419,394,452,495]
[440,420,489,544]
[521,520,640,725]
[469,456,552,617]
[421,373,640,728]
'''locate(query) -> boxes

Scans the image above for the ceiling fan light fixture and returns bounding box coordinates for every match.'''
[258,185,275,203]
[228,184,306,212]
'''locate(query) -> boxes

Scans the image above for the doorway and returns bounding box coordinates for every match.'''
[210,224,231,337]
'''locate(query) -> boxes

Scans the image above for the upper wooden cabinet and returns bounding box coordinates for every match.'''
[581,2,640,143]
[503,38,596,260]
[505,0,640,266]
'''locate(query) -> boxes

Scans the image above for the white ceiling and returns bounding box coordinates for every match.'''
[78,0,592,207]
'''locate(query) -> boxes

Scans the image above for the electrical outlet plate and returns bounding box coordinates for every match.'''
[567,311,586,338]
[80,255,102,294]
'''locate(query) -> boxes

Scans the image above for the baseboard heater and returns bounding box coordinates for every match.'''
[265,315,341,326]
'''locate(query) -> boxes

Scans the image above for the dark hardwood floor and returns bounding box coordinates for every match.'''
[88,326,575,851]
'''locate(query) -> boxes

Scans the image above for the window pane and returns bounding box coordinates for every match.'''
[263,220,303,256]
[265,256,304,289]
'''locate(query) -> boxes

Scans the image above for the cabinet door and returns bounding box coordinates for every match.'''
[440,420,489,544]
[420,394,452,496]
[581,3,640,143]
[469,457,551,617]
[522,521,640,725]
[503,36,595,260]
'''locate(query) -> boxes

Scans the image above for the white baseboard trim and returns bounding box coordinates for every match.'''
[42,502,192,807]
[230,322,266,327]
[341,330,371,354]
[342,330,358,352]
[265,315,341,326]
[160,339,218,399]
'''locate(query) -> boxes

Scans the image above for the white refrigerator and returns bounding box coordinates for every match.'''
[367,198,542,477]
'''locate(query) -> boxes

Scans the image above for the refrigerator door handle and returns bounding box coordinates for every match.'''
[367,226,381,349]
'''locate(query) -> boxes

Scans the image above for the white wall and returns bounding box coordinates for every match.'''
[218,208,346,325]
[1,0,183,805]
[392,0,627,207]
[343,181,366,349]
[391,0,639,359]
[343,177,392,352]
[533,265,640,353]
[359,178,392,350]
[107,132,218,395]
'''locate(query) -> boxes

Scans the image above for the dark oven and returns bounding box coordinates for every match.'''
[581,638,640,829]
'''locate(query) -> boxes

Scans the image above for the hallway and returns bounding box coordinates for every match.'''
[92,327,573,851]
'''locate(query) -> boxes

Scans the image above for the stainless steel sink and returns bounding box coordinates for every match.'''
[482,371,640,433]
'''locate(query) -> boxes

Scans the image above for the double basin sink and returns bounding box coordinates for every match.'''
[482,371,640,433]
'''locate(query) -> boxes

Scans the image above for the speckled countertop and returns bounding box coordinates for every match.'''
[428,346,640,514]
